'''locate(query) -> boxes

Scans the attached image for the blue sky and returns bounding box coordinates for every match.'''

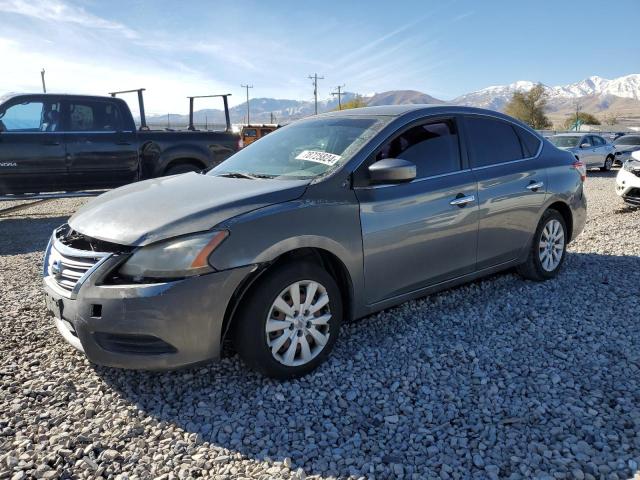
[0,0,639,114]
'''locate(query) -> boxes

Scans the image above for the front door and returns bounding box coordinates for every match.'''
[354,117,479,305]
[462,115,548,270]
[62,98,138,190]
[0,97,67,194]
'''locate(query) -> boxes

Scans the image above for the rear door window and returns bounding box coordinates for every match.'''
[465,116,524,168]
[66,100,123,132]
[375,119,461,178]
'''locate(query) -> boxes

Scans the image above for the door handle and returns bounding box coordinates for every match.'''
[450,194,475,207]
[526,181,544,191]
[41,141,60,146]
[115,141,131,145]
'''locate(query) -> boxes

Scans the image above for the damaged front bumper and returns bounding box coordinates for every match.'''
[42,228,254,370]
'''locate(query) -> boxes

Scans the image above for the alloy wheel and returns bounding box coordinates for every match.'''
[538,219,565,272]
[265,280,331,367]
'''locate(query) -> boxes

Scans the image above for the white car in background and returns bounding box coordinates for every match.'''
[613,134,640,166]
[616,150,640,206]
[548,133,616,171]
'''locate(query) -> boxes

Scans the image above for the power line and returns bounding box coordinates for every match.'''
[331,84,346,110]
[308,73,324,115]
[241,84,253,125]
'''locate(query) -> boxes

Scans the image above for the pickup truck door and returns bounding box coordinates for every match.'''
[62,98,139,190]
[0,97,68,195]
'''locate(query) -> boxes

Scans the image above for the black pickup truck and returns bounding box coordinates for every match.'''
[0,93,240,195]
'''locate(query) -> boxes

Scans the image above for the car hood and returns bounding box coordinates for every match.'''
[69,173,309,246]
[614,145,640,152]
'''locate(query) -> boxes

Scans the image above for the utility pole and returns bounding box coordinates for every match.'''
[270,112,275,124]
[240,84,253,125]
[308,73,324,115]
[331,84,346,110]
[40,68,46,93]
[575,102,582,131]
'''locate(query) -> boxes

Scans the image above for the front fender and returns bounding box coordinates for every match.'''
[209,191,366,314]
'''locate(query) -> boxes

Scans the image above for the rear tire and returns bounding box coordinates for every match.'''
[233,261,342,379]
[164,163,201,176]
[517,209,567,281]
[601,155,614,171]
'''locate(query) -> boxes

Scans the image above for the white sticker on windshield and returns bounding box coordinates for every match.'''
[295,150,341,166]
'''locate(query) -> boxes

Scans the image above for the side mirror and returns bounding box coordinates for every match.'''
[368,158,416,185]
[580,143,590,149]
[0,120,5,133]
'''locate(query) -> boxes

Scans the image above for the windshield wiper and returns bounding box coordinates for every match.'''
[216,172,258,180]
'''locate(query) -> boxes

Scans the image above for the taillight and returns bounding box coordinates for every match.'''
[572,160,586,182]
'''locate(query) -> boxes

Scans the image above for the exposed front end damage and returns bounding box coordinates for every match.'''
[43,225,254,369]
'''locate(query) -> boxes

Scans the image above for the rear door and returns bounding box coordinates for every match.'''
[591,135,607,167]
[0,96,67,194]
[62,98,138,190]
[463,114,547,270]
[355,116,479,305]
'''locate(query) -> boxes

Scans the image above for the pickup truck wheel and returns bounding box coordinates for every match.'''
[233,261,342,379]
[517,209,567,281]
[164,163,202,176]
[601,155,614,172]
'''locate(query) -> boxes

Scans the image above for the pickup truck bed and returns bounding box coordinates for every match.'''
[0,93,240,195]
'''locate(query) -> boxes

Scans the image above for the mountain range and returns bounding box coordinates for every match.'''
[145,74,640,128]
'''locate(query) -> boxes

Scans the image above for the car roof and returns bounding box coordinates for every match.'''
[314,103,536,124]
[1,92,116,103]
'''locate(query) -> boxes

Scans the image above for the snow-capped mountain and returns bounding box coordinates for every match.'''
[453,74,640,110]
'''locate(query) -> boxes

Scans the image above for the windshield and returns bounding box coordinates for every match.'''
[211,116,389,179]
[614,135,640,146]
[549,135,581,148]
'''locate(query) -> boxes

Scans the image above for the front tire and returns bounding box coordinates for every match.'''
[233,261,342,379]
[601,155,614,171]
[517,209,567,281]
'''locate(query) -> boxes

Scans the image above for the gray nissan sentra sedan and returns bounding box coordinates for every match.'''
[43,105,587,378]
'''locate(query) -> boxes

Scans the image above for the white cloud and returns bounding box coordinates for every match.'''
[0,0,241,114]
[0,0,138,38]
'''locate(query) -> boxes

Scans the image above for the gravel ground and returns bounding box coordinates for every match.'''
[1,170,639,480]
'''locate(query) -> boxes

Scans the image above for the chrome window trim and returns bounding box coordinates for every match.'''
[462,112,544,170]
[354,168,473,190]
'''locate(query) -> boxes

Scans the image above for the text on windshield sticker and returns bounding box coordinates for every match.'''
[295,150,342,166]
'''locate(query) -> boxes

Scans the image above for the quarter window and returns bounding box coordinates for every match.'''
[375,120,461,178]
[514,125,542,157]
[465,116,524,167]
[67,101,122,132]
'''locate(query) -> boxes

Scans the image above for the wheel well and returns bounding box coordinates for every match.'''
[547,201,573,241]
[164,158,205,173]
[220,247,354,350]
